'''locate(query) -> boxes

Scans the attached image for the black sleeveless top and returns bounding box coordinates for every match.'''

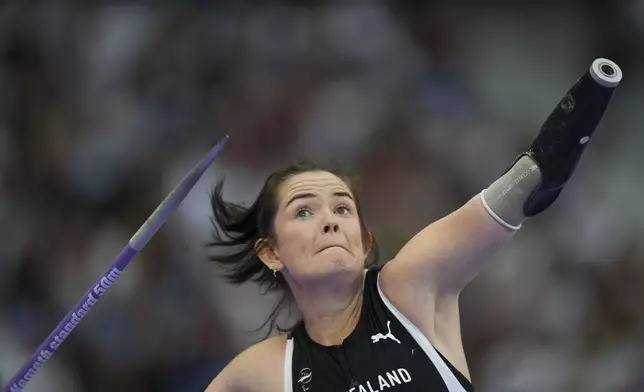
[284,267,474,392]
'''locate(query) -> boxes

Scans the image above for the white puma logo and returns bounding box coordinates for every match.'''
[370,321,401,344]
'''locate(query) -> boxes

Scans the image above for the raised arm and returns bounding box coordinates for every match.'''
[381,58,622,304]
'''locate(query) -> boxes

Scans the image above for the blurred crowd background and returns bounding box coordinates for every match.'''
[1,2,643,391]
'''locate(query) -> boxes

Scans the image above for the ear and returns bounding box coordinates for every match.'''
[255,238,284,272]
[362,231,373,257]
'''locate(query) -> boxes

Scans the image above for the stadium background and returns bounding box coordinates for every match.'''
[1,2,643,391]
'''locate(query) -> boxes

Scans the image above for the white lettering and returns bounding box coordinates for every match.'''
[93,283,105,296]
[348,368,411,392]
[24,368,35,380]
[71,312,81,324]
[386,371,400,385]
[107,268,121,281]
[100,276,112,290]
[397,369,411,383]
[378,375,391,389]
[12,268,125,390]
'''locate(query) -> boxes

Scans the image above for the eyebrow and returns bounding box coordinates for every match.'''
[286,191,354,207]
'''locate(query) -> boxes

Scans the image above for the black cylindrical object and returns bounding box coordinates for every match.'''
[522,58,622,216]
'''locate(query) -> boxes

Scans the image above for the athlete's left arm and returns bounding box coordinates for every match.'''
[384,192,518,295]
[382,156,536,299]
[381,59,621,298]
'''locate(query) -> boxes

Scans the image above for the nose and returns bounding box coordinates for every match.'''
[323,222,339,234]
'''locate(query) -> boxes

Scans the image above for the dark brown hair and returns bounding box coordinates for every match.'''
[207,160,379,337]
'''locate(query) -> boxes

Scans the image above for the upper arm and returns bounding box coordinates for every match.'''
[378,195,513,380]
[379,194,514,334]
[384,194,513,296]
[205,337,286,392]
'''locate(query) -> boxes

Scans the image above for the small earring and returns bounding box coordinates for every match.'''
[271,268,277,277]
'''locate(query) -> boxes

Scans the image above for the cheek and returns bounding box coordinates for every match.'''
[276,223,315,260]
[347,220,365,248]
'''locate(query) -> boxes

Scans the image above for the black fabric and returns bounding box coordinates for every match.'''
[288,267,474,392]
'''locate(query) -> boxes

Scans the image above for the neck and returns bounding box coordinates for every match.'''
[290,270,365,346]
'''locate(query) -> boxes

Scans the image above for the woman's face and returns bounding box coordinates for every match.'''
[261,171,371,286]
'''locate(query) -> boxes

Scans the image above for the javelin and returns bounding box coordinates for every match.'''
[2,135,230,392]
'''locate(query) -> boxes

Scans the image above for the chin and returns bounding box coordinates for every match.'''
[293,250,363,283]
[319,254,363,275]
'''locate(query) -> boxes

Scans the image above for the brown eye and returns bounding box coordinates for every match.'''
[336,205,350,215]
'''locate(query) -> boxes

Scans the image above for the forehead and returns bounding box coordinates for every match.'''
[278,171,352,204]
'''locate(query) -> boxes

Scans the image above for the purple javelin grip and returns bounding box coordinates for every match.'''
[3,135,229,392]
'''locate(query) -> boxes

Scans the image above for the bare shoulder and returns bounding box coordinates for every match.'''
[205,335,288,392]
